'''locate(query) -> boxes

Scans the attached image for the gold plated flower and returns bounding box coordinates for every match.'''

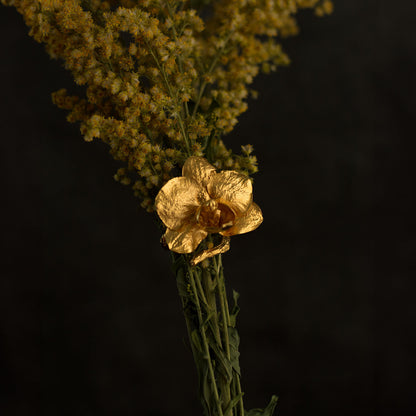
[155,157,263,262]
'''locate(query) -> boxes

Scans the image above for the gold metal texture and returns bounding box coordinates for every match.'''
[155,157,263,258]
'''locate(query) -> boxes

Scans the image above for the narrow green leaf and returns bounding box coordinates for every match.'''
[245,408,263,416]
[202,310,215,329]
[245,395,278,416]
[262,395,278,416]
[171,254,186,275]
[200,364,212,416]
[229,290,240,327]
[228,326,241,375]
[232,290,240,305]
[223,392,244,416]
[191,330,203,354]
[208,268,218,290]
[176,267,189,299]
[207,337,233,382]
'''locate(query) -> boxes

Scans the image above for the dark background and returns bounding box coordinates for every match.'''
[1,1,415,415]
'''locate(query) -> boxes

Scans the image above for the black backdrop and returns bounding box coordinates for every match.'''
[1,2,415,415]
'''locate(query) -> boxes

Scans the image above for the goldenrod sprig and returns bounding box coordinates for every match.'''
[1,0,332,213]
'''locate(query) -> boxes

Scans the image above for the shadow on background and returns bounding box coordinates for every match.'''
[0,2,415,416]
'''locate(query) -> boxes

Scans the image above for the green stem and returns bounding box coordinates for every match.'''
[213,255,231,361]
[235,377,244,416]
[192,31,234,119]
[171,253,199,360]
[202,267,223,348]
[166,1,190,119]
[217,254,245,416]
[203,264,233,414]
[187,263,224,416]
[173,251,246,416]
[146,41,192,156]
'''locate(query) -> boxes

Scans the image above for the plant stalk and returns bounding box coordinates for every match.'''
[173,253,244,416]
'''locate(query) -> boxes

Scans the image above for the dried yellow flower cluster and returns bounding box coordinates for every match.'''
[2,0,332,212]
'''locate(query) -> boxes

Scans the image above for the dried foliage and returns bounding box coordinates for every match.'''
[2,0,332,212]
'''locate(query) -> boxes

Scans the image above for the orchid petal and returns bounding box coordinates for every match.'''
[207,171,253,215]
[221,202,263,236]
[164,225,208,254]
[155,177,209,231]
[182,156,216,189]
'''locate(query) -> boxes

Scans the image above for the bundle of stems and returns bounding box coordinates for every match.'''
[172,248,278,416]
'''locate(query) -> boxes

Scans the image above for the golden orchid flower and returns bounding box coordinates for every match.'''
[155,157,263,264]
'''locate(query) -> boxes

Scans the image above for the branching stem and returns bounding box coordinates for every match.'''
[192,31,234,119]
[146,41,192,156]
